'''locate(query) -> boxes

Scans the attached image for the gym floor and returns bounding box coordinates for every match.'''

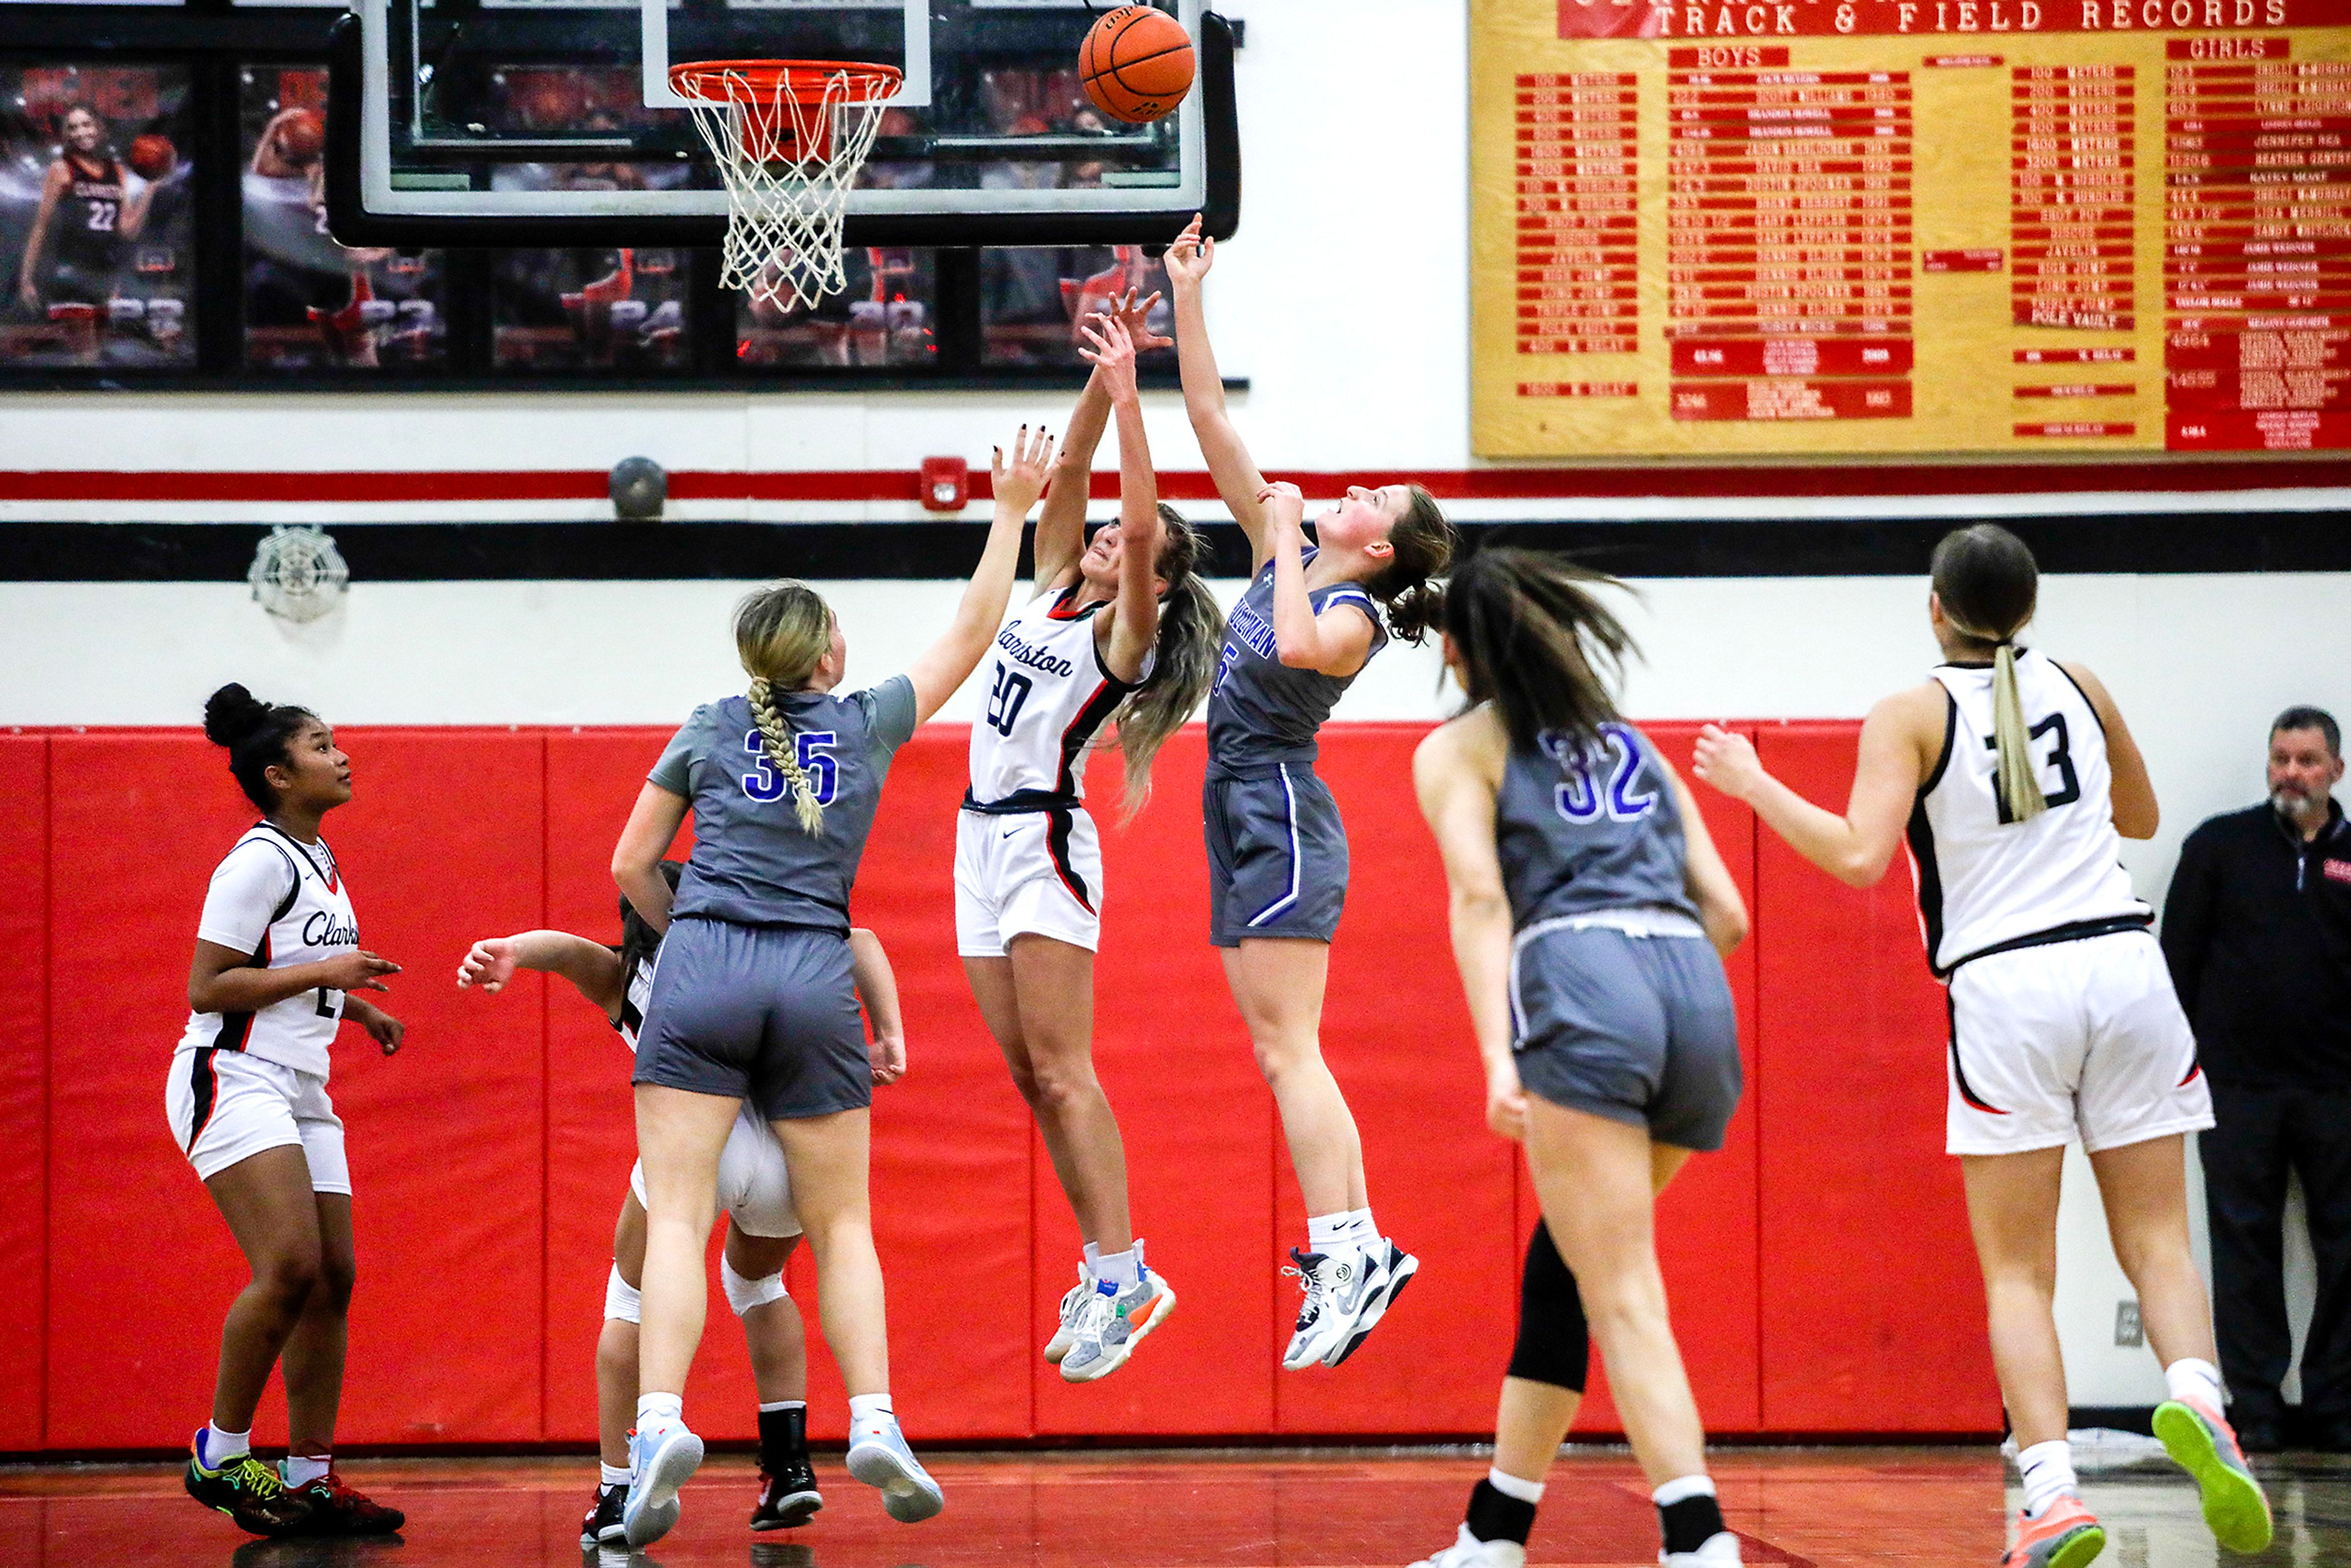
[3,1447,2346,1567]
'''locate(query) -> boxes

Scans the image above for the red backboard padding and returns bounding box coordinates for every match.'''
[0,738,47,1451]
[9,719,2000,1452]
[1752,724,2003,1432]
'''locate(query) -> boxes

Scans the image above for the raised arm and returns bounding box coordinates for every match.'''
[848,926,907,1085]
[612,782,690,934]
[1078,313,1166,684]
[2057,659,2159,839]
[457,929,626,1016]
[1412,713,1526,1142]
[1692,687,1944,888]
[904,424,1057,724]
[1164,214,1271,567]
[1660,759,1749,957]
[1259,481,1376,677]
[1035,290,1169,590]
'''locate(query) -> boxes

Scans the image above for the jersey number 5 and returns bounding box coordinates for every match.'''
[1984,713,2082,823]
[742,728,840,805]
[986,666,1033,738]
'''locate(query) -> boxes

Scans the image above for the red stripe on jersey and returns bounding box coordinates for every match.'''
[1055,678,1126,798]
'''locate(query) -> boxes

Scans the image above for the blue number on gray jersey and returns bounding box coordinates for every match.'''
[741,727,840,805]
[1544,724,1658,824]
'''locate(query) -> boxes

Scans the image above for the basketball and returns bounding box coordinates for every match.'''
[127,133,176,181]
[276,108,325,165]
[1079,5,1194,124]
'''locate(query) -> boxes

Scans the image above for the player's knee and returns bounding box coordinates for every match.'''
[1512,1226,1591,1392]
[721,1255,789,1317]
[314,1250,356,1311]
[1022,1056,1097,1116]
[1250,1032,1319,1087]
[256,1245,323,1308]
[604,1262,642,1325]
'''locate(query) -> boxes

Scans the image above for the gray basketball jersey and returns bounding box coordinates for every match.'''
[1498,721,1699,929]
[650,676,918,932]
[1205,550,1387,774]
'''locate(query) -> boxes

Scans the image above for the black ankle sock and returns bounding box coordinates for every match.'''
[757,1405,808,1472]
[1658,1493,1726,1556]
[1465,1479,1539,1546]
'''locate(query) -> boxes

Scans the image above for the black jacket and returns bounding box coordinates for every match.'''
[2161,797,2351,1087]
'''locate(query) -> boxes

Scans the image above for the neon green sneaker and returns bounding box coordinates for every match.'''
[183,1443,312,1537]
[2152,1397,2273,1554]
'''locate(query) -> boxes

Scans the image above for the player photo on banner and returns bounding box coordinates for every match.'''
[494,247,692,372]
[737,247,937,369]
[0,63,196,369]
[241,66,446,372]
[982,245,1172,367]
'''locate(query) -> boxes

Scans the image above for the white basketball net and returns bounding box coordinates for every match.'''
[672,64,898,313]
[249,524,350,624]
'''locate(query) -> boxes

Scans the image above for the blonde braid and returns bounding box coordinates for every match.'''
[748,675,825,836]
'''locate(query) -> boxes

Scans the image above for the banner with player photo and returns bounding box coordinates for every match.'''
[0,63,196,369]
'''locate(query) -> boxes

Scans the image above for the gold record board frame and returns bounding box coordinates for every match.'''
[1471,0,2351,456]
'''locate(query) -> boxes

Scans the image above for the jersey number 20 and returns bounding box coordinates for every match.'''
[986,666,1032,738]
[742,728,839,805]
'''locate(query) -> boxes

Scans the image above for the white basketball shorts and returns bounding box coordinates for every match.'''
[954,806,1103,958]
[165,1047,351,1194]
[1944,928,2214,1157]
[630,1106,800,1237]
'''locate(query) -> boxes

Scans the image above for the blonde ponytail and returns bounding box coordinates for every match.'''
[748,675,826,836]
[1988,643,2047,823]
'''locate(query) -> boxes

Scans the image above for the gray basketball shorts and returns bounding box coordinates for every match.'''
[1510,921,1742,1152]
[633,915,871,1121]
[1204,763,1349,947]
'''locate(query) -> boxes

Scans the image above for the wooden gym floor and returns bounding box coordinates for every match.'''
[3,1447,2346,1567]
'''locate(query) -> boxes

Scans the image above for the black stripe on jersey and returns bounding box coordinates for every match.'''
[1046,583,1106,623]
[2047,659,2109,738]
[1045,805,1095,914]
[186,1047,222,1146]
[1920,690,1956,795]
[1945,994,2006,1116]
[1054,677,1130,799]
[255,821,339,893]
[1910,693,1957,975]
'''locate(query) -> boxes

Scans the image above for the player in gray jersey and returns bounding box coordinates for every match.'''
[1695,525,2268,1568]
[606,427,1058,1548]
[1168,216,1458,1371]
[1413,550,1747,1568]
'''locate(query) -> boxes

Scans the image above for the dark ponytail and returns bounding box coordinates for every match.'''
[1930,523,2045,821]
[1441,547,1639,755]
[1368,484,1456,645]
[1111,505,1220,819]
[203,683,316,811]
[617,858,687,984]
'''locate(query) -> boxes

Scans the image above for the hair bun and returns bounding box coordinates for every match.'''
[203,682,271,748]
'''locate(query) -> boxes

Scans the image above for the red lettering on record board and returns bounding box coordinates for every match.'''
[2014,381,2140,393]
[1670,379,1914,418]
[1925,249,2009,269]
[2017,345,2139,359]
[1518,381,1642,395]
[1670,337,1918,373]
[2016,421,2137,434]
[1562,0,2351,36]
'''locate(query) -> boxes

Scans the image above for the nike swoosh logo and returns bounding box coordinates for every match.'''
[1002,825,1022,839]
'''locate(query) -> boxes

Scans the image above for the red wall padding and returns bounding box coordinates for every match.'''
[7,719,2002,1451]
[0,738,47,1451]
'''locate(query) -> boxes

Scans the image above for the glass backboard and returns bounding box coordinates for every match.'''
[328,0,1238,248]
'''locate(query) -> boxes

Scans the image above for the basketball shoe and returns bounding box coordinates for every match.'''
[1408,1523,1526,1567]
[751,1458,823,1531]
[282,1469,403,1536]
[1281,1245,1387,1370]
[1059,1259,1179,1382]
[1327,1236,1419,1367]
[623,1421,702,1548]
[1043,1261,1096,1365]
[581,1481,625,1547]
[2152,1396,2273,1553]
[184,1441,312,1537]
[846,1413,944,1523]
[2000,1493,2105,1568]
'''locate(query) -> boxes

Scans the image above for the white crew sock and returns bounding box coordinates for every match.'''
[600,1461,632,1488]
[848,1393,896,1440]
[1346,1207,1379,1247]
[282,1454,331,1487]
[759,1400,806,1414]
[2017,1439,2076,1518]
[1082,1242,1101,1279]
[1653,1474,1717,1508]
[197,1424,250,1469]
[636,1392,684,1441]
[1098,1246,1142,1289]
[1307,1212,1351,1253]
[2166,1357,2225,1412]
[1487,1466,1545,1503]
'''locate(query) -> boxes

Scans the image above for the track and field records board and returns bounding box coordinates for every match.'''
[1471,0,2351,454]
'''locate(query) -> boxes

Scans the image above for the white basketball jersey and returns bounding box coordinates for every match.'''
[616,953,653,1052]
[1909,648,2149,975]
[177,824,359,1078]
[967,583,1148,806]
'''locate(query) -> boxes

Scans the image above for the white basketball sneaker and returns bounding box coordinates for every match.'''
[1281,1245,1387,1370]
[1043,1260,1096,1365]
[1409,1524,1528,1568]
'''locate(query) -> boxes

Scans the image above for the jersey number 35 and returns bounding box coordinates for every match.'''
[741,728,839,805]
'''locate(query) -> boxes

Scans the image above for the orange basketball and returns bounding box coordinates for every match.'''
[127,133,176,180]
[276,108,325,165]
[1079,5,1194,125]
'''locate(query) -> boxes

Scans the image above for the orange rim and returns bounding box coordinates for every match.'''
[666,59,904,107]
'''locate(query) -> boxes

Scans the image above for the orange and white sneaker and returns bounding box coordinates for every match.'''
[2153,1397,2274,1554]
[2001,1493,2105,1568]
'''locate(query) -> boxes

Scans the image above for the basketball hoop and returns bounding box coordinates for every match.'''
[667,60,903,312]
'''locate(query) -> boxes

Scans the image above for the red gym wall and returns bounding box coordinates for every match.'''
[0,721,2001,1454]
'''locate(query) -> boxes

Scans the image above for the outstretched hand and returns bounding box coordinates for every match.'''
[1108,286,1172,352]
[1690,722,1764,801]
[456,937,518,994]
[1163,213,1213,289]
[1078,313,1140,403]
[1254,479,1305,533]
[991,424,1059,515]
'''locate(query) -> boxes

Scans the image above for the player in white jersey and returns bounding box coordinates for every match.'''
[458,859,907,1547]
[1693,525,2271,1568]
[172,685,406,1539]
[956,299,1220,1382]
